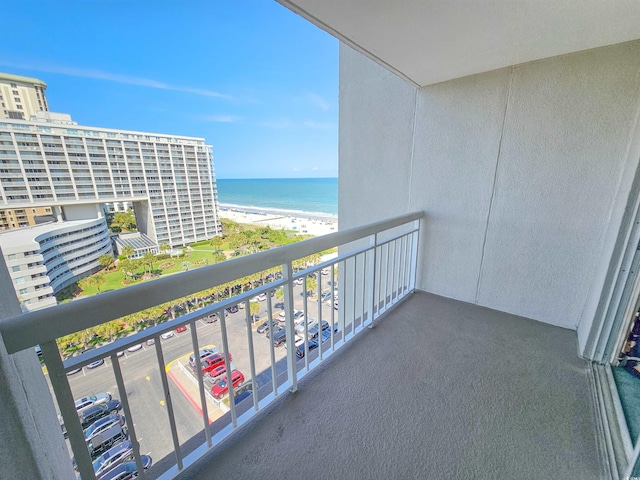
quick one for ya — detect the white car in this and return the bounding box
[127,344,143,352]
[321,268,330,275]
[74,393,112,414]
[160,331,175,340]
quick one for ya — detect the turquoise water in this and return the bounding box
[216,178,338,216]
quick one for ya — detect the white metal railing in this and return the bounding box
[0,211,423,480]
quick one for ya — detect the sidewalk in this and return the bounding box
[166,348,229,424]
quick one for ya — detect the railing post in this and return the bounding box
[369,233,378,327]
[282,261,297,392]
[40,340,96,480]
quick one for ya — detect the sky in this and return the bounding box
[0,1,338,179]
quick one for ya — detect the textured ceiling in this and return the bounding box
[277,0,640,86]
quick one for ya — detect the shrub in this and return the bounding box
[156,253,170,260]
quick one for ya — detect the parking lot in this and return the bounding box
[51,277,338,478]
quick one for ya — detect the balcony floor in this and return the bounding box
[180,291,604,479]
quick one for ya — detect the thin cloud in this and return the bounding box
[0,60,231,99]
[303,120,334,130]
[200,114,242,123]
[308,93,330,111]
[258,118,292,129]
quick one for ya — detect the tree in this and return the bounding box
[305,275,318,296]
[119,258,133,280]
[159,243,170,254]
[99,253,114,271]
[181,261,192,272]
[93,273,107,294]
[249,301,261,323]
[210,236,224,248]
[121,245,135,259]
[143,252,156,274]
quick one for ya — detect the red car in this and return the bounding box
[175,325,187,333]
[211,370,245,399]
[200,353,232,374]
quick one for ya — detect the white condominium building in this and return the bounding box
[0,72,49,120]
[0,112,221,248]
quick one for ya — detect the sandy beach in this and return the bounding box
[217,203,338,237]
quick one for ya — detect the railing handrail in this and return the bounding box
[0,211,424,353]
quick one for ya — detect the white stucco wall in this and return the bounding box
[339,40,640,342]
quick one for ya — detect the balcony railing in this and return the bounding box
[0,211,423,480]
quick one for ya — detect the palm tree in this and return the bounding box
[98,253,114,271]
[181,261,192,272]
[121,245,135,259]
[143,252,156,274]
[159,243,170,254]
[118,258,133,280]
[249,301,261,323]
[93,273,107,294]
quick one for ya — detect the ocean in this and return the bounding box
[216,178,338,216]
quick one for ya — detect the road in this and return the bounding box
[50,277,338,478]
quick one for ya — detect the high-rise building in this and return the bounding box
[0,111,221,248]
[0,72,49,120]
[0,205,55,230]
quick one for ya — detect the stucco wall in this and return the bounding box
[339,40,640,338]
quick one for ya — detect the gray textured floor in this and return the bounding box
[180,291,603,480]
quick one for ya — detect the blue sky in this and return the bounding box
[0,1,338,179]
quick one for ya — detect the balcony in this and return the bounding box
[0,212,423,480]
[0,210,607,480]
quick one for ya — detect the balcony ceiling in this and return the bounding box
[277,0,640,86]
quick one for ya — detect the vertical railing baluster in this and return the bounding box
[189,320,211,447]
[383,243,390,311]
[391,238,399,304]
[218,308,237,427]
[245,299,259,412]
[404,233,412,294]
[266,291,278,396]
[362,250,369,327]
[317,270,323,361]
[303,273,310,372]
[111,352,146,479]
[352,254,358,333]
[41,340,96,480]
[282,261,297,392]
[401,234,408,295]
[155,339,183,470]
[370,234,378,326]
[330,263,336,350]
[411,227,420,291]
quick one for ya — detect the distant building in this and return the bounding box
[0,111,221,247]
[0,72,49,120]
[0,205,55,230]
[0,215,112,312]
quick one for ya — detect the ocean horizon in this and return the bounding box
[216,178,338,216]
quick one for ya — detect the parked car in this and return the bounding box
[205,314,217,323]
[126,344,142,352]
[272,328,288,347]
[308,320,330,340]
[90,440,135,477]
[256,318,278,334]
[294,277,304,285]
[266,325,284,339]
[200,353,232,374]
[80,401,123,429]
[189,348,219,369]
[226,305,239,314]
[321,268,330,275]
[256,293,267,302]
[296,339,320,358]
[66,367,82,376]
[87,358,105,369]
[85,415,127,459]
[211,370,245,399]
[75,393,112,413]
[145,338,155,346]
[233,389,252,405]
[175,325,187,333]
[321,290,333,302]
[160,331,175,339]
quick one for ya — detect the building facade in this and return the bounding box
[0,112,221,247]
[0,72,48,120]
[0,205,54,230]
[0,215,112,311]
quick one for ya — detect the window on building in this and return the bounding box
[12,90,18,95]
[16,105,23,110]
[10,83,16,88]
[14,98,20,103]
[18,288,27,295]
[15,277,25,284]
[11,266,20,272]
